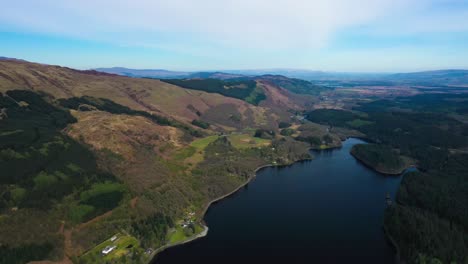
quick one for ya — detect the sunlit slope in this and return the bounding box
[0,60,300,131]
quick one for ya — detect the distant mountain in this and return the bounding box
[94,67,387,81]
[95,66,468,86]
[94,67,190,78]
[0,56,26,62]
[386,70,468,85]
[187,71,245,80]
[94,68,331,95]
[223,69,389,81]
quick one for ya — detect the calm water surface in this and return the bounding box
[154,138,402,263]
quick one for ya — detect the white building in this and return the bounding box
[102,245,117,255]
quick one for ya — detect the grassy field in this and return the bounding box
[186,133,272,152]
[228,134,271,149]
[167,227,187,244]
[79,233,141,263]
[182,135,219,165]
[191,135,219,150]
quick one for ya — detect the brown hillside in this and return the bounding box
[0,59,317,262]
[66,110,186,194]
[257,80,310,119]
[0,60,305,131]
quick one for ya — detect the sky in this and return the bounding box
[1,0,468,72]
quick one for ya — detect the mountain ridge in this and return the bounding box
[94,66,468,83]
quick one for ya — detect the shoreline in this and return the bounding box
[148,158,313,263]
[383,223,401,264]
[200,163,286,217]
[148,225,208,260]
[148,137,402,263]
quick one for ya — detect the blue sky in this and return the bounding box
[1,0,468,72]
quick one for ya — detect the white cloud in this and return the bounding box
[0,0,416,50]
[358,0,468,36]
[2,0,468,71]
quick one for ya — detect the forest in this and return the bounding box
[350,144,407,174]
[191,119,210,129]
[162,79,266,105]
[0,91,127,262]
[189,135,310,202]
[306,97,468,263]
[256,75,330,95]
[385,153,468,263]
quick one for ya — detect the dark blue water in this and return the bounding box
[154,138,402,264]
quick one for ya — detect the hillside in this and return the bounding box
[161,78,264,105]
[161,77,315,121]
[0,59,317,263]
[94,67,331,96]
[255,75,330,96]
[0,60,314,132]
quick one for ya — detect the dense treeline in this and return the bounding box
[131,213,173,248]
[0,243,54,264]
[306,97,468,263]
[355,93,468,114]
[294,135,322,147]
[358,112,465,171]
[306,109,359,128]
[190,136,260,201]
[385,204,467,263]
[258,75,329,95]
[398,155,468,232]
[278,122,291,129]
[280,128,295,136]
[192,136,310,200]
[59,96,203,137]
[306,109,467,171]
[162,79,266,105]
[350,144,406,174]
[0,91,125,263]
[294,134,337,149]
[191,119,210,129]
[385,155,468,262]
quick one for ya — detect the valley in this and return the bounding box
[2,1,468,263]
[0,58,467,264]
